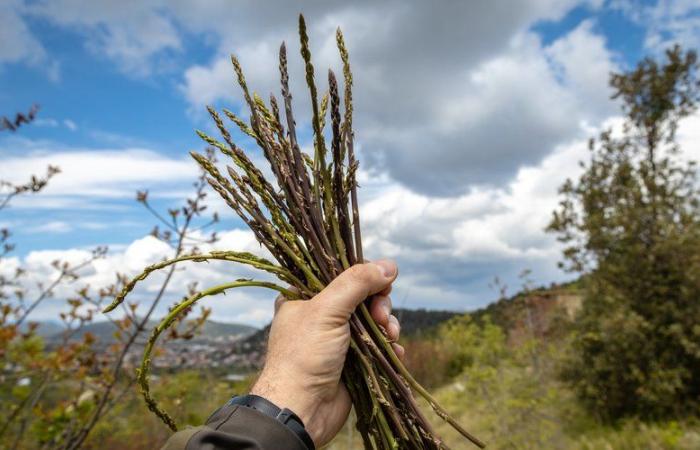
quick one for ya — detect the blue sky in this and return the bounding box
[1,0,699,324]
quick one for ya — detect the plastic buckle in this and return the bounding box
[276,408,294,425]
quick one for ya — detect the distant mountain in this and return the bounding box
[19,321,65,338]
[42,319,257,346]
[196,320,257,340]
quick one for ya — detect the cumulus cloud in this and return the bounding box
[545,19,620,119]
[362,27,614,194]
[0,135,582,322]
[177,1,616,195]
[359,111,700,308]
[357,137,586,310]
[5,0,618,192]
[0,129,587,322]
[1,229,277,326]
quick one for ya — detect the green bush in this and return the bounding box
[549,46,700,421]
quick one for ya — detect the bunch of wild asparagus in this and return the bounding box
[104,15,484,450]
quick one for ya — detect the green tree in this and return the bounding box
[548,46,700,420]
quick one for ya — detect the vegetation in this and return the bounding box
[421,298,700,450]
[316,283,700,449]
[548,46,700,421]
[1,114,217,448]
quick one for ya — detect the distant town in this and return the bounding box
[135,331,265,372]
[36,308,460,373]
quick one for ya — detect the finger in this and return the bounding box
[387,314,400,342]
[313,260,398,320]
[378,284,393,297]
[392,343,405,361]
[369,295,392,328]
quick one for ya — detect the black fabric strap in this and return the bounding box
[228,395,315,450]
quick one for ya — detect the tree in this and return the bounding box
[548,45,700,420]
[1,106,218,448]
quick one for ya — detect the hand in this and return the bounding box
[250,260,404,447]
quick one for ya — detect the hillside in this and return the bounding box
[470,280,582,341]
[393,308,460,336]
[20,320,65,338]
[43,319,257,347]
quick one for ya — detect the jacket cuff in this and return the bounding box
[185,404,310,450]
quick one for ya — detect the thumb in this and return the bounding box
[313,260,397,321]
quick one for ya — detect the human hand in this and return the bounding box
[249,260,403,447]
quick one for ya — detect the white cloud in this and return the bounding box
[613,0,700,52]
[545,19,620,119]
[181,39,283,109]
[356,135,587,309]
[0,130,587,322]
[645,0,700,50]
[178,1,616,195]
[33,118,78,131]
[4,112,699,321]
[1,229,277,326]
[63,119,77,131]
[4,0,619,193]
[27,221,73,233]
[0,141,197,209]
[676,113,700,164]
[0,0,58,79]
[28,0,182,77]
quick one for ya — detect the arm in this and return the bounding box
[162,260,403,450]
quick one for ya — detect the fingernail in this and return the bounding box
[393,343,405,360]
[388,315,400,336]
[373,259,396,278]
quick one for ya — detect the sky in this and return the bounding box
[1,0,700,326]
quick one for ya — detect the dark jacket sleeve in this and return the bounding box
[161,404,309,450]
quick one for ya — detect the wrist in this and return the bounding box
[250,373,323,445]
